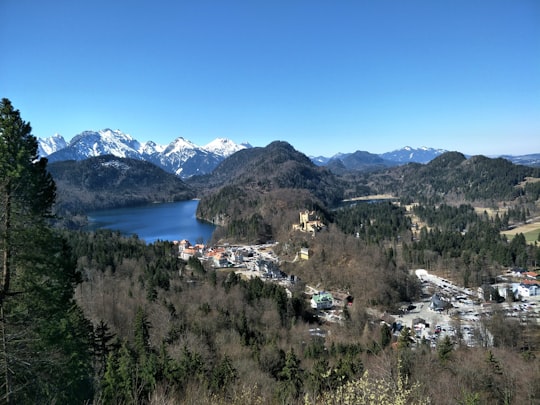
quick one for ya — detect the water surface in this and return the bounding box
[86,200,215,244]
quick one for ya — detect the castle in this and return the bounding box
[292,210,325,233]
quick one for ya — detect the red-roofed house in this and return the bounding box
[180,247,200,261]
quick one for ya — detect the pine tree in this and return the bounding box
[380,323,392,348]
[132,307,156,400]
[0,98,93,403]
[209,355,237,395]
[437,335,454,363]
[102,351,121,403]
[93,320,116,377]
[117,341,135,403]
[278,348,303,401]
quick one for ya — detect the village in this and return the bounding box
[394,269,540,348]
[174,210,540,349]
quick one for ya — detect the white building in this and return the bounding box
[517,283,539,298]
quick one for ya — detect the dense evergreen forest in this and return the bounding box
[1,98,540,404]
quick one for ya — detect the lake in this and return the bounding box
[86,200,215,244]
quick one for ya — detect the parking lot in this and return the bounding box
[394,269,540,347]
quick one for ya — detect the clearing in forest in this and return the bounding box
[502,218,540,244]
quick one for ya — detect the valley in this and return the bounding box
[3,1,539,400]
[4,107,540,403]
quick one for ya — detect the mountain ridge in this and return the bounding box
[42,129,249,178]
[38,130,540,178]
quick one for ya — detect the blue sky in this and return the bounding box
[1,0,539,157]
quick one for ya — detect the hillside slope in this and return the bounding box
[368,152,540,203]
[48,156,195,214]
[192,141,344,243]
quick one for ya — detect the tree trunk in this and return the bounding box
[1,182,11,305]
[1,306,11,404]
[1,183,12,403]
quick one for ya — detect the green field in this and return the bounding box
[523,228,540,244]
[502,221,540,245]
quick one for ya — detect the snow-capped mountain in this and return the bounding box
[45,129,142,162]
[41,129,249,178]
[379,146,448,164]
[144,137,217,177]
[40,130,540,179]
[38,133,67,157]
[203,138,250,157]
[139,140,166,155]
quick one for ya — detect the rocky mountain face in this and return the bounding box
[40,129,250,178]
[316,146,540,171]
[37,133,67,157]
[311,147,448,173]
[325,151,397,174]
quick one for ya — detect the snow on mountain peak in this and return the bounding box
[100,128,130,139]
[139,140,166,155]
[379,146,448,164]
[37,133,67,156]
[41,129,252,178]
[163,137,199,155]
[203,137,247,157]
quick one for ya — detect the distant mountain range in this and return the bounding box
[38,130,540,178]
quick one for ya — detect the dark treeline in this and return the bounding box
[333,201,411,244]
[1,99,95,403]
[48,156,195,216]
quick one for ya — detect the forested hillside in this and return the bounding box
[193,141,344,243]
[68,228,540,404]
[330,201,540,288]
[367,152,540,203]
[48,155,195,215]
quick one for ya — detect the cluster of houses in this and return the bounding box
[176,239,343,316]
[493,269,540,300]
[175,239,292,280]
[176,239,245,268]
